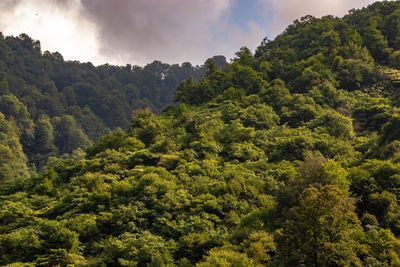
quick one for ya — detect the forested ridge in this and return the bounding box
[0,33,225,167]
[2,1,400,266]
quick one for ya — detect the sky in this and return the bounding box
[0,0,378,66]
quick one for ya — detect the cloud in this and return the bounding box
[260,0,377,37]
[0,0,110,64]
[0,0,381,66]
[79,0,233,65]
[0,0,263,65]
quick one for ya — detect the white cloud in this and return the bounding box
[0,0,111,65]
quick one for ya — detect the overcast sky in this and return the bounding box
[0,0,377,66]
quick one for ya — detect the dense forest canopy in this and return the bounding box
[0,33,226,167]
[1,1,400,266]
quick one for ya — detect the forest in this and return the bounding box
[1,1,400,266]
[0,34,225,167]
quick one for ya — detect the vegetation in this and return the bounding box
[0,34,224,166]
[1,1,400,266]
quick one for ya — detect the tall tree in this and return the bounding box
[278,185,364,266]
[0,112,30,182]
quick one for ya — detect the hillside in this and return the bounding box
[0,34,226,166]
[1,1,400,266]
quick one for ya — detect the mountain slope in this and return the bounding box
[1,1,400,266]
[0,34,225,166]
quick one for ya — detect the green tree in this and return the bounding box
[278,185,364,266]
[99,231,176,266]
[197,248,261,267]
[0,113,30,182]
[308,110,354,140]
[53,115,90,154]
[31,115,58,166]
[0,94,35,147]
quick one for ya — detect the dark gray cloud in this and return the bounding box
[79,0,242,64]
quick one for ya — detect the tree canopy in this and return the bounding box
[1,1,400,266]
